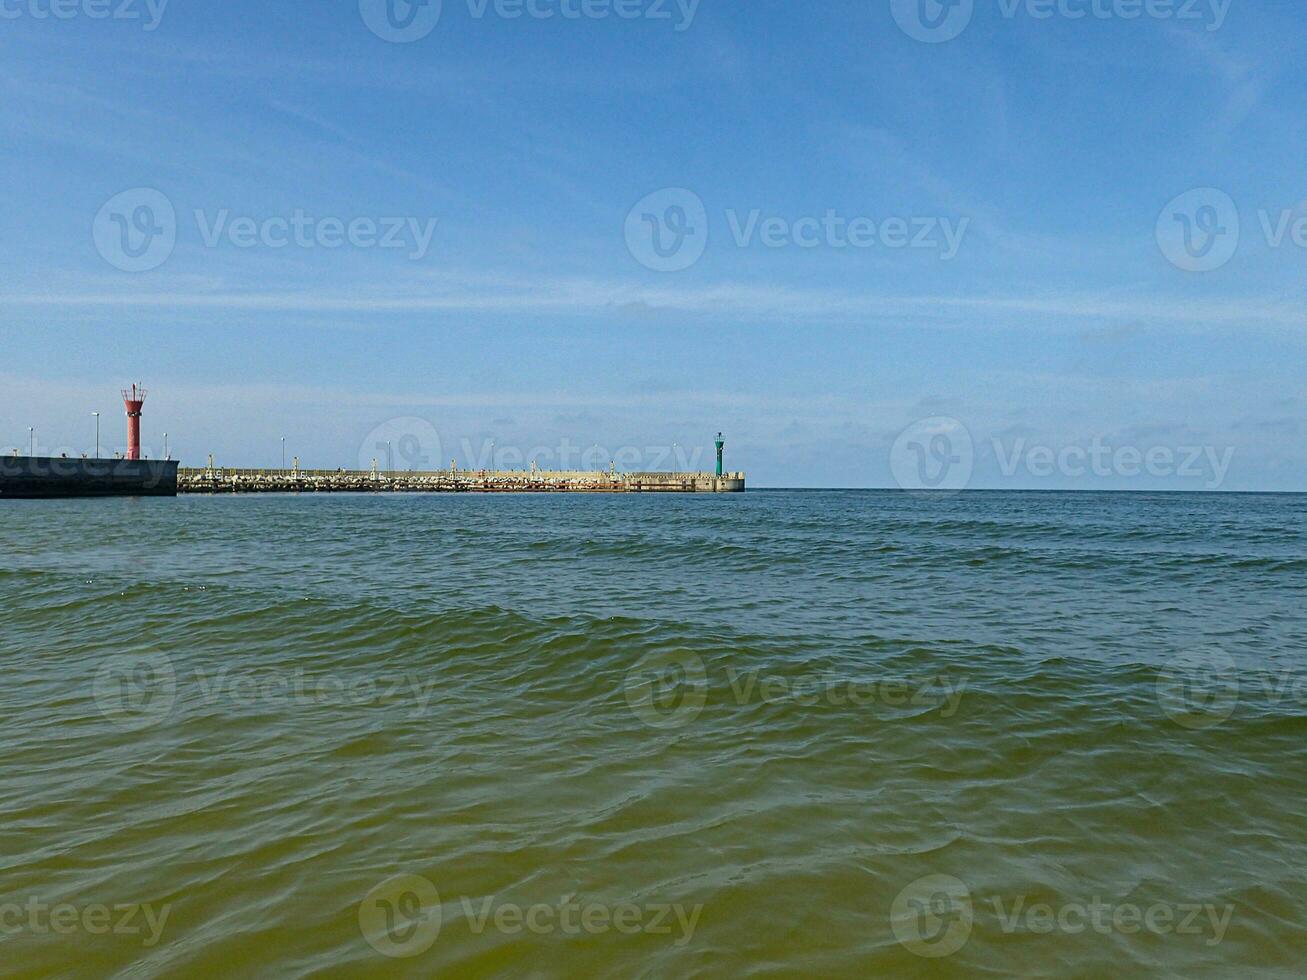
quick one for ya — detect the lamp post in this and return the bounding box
[164,433,170,460]
[281,437,286,471]
[28,427,34,457]
[92,413,100,458]
[386,440,392,477]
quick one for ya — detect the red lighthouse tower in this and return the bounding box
[123,383,147,460]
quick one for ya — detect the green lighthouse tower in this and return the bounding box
[715,432,725,477]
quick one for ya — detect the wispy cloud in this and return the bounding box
[5,274,1305,332]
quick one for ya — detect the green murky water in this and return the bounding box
[3,491,1305,976]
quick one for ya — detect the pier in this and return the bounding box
[177,463,745,494]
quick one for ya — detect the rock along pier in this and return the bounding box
[178,461,745,495]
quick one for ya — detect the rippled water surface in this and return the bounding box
[4,491,1306,977]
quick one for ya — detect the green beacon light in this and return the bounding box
[715,432,725,477]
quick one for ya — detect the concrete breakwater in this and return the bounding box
[178,466,745,494]
[2,455,179,498]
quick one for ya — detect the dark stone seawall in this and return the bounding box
[0,457,179,498]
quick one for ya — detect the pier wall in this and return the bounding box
[177,468,745,494]
[1,456,179,498]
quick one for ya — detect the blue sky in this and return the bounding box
[1,0,1303,488]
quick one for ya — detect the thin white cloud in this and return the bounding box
[4,276,1305,332]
